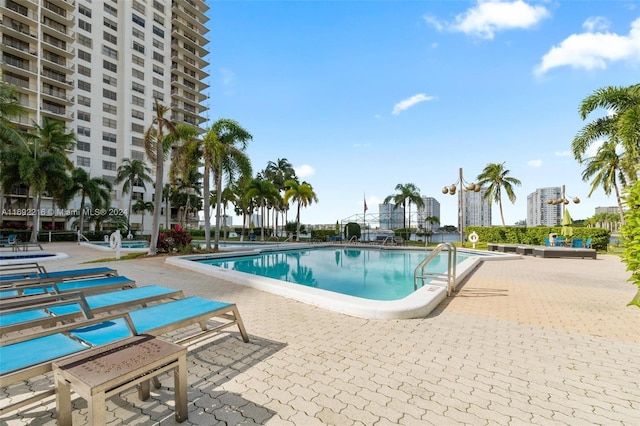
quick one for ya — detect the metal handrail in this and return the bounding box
[414,242,457,296]
[347,236,358,244]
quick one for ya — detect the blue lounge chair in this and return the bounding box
[1,296,248,415]
[0,266,118,285]
[572,238,584,248]
[0,275,136,299]
[1,285,183,335]
[584,237,592,248]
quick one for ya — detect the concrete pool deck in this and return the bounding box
[2,242,638,425]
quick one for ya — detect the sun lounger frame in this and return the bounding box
[0,266,118,287]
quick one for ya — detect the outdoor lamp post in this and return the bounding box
[442,167,481,247]
[546,184,580,221]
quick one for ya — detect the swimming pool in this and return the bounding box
[81,240,149,251]
[167,244,517,319]
[0,252,69,265]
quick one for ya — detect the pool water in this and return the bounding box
[197,247,468,301]
[90,241,149,249]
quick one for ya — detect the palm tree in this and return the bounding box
[70,168,112,242]
[144,97,178,255]
[202,119,252,250]
[162,183,172,229]
[265,158,296,236]
[283,179,318,240]
[573,84,640,184]
[115,159,152,230]
[0,83,27,224]
[22,117,75,242]
[384,183,424,240]
[244,177,279,241]
[476,162,521,226]
[132,200,154,233]
[581,139,627,224]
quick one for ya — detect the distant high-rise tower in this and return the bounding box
[0,0,210,231]
[463,188,491,227]
[527,187,562,226]
[379,203,404,230]
[416,196,441,231]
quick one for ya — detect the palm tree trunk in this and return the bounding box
[78,195,86,244]
[296,203,301,240]
[214,169,223,251]
[149,137,164,255]
[613,182,625,224]
[203,164,211,249]
[499,200,506,226]
[30,194,41,243]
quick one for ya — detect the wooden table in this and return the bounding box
[52,335,188,425]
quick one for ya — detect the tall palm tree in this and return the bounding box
[244,177,279,241]
[0,83,27,224]
[202,119,252,250]
[581,139,627,224]
[573,84,640,184]
[384,183,423,239]
[283,179,318,240]
[476,162,521,226]
[115,159,152,230]
[70,167,112,242]
[22,117,75,241]
[132,199,154,233]
[265,158,296,236]
[143,97,180,254]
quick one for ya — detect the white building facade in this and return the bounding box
[0,0,210,232]
[416,196,441,231]
[527,187,562,226]
[463,188,491,228]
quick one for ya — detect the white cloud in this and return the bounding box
[583,16,609,32]
[555,150,571,157]
[527,159,543,167]
[392,93,435,115]
[295,164,315,178]
[425,0,550,40]
[219,68,235,86]
[535,17,640,75]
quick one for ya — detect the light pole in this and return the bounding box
[442,167,481,247]
[546,184,580,222]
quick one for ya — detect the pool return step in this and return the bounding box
[413,243,457,296]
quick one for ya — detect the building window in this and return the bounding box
[152,77,163,88]
[132,95,144,107]
[104,3,117,17]
[152,64,164,76]
[79,5,91,17]
[133,0,146,13]
[132,110,144,120]
[103,89,117,100]
[152,90,164,102]
[104,31,117,45]
[153,13,164,25]
[102,160,117,171]
[78,111,91,122]
[132,13,145,27]
[132,82,145,94]
[102,117,117,129]
[132,136,144,146]
[132,69,144,80]
[78,33,92,48]
[133,42,145,54]
[103,75,117,86]
[102,132,117,143]
[102,146,117,157]
[132,27,145,40]
[77,156,91,167]
[77,141,90,152]
[131,124,145,133]
[78,50,91,62]
[78,80,91,92]
[104,18,117,31]
[153,52,164,63]
[132,55,144,66]
[78,20,92,32]
[103,103,117,115]
[152,26,164,38]
[152,38,164,50]
[103,60,117,72]
[153,0,165,14]
[77,126,91,137]
[78,65,91,77]
[78,95,91,107]
[102,46,118,59]
[131,150,145,161]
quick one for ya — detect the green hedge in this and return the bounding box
[466,226,610,251]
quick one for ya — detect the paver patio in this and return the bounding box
[1,243,638,425]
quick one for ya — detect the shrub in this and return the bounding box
[622,180,640,307]
[156,224,193,253]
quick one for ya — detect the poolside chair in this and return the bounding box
[1,296,249,415]
[0,275,136,300]
[584,237,592,248]
[572,238,584,248]
[1,285,183,335]
[0,265,118,286]
[543,238,550,247]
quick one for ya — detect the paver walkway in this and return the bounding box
[2,243,638,425]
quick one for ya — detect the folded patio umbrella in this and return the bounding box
[561,208,573,237]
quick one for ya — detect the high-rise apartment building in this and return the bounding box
[527,187,562,226]
[0,0,210,232]
[462,187,491,228]
[416,196,440,231]
[379,203,404,230]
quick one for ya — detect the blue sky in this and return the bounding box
[204,0,639,227]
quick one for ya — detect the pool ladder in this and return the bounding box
[414,243,457,296]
